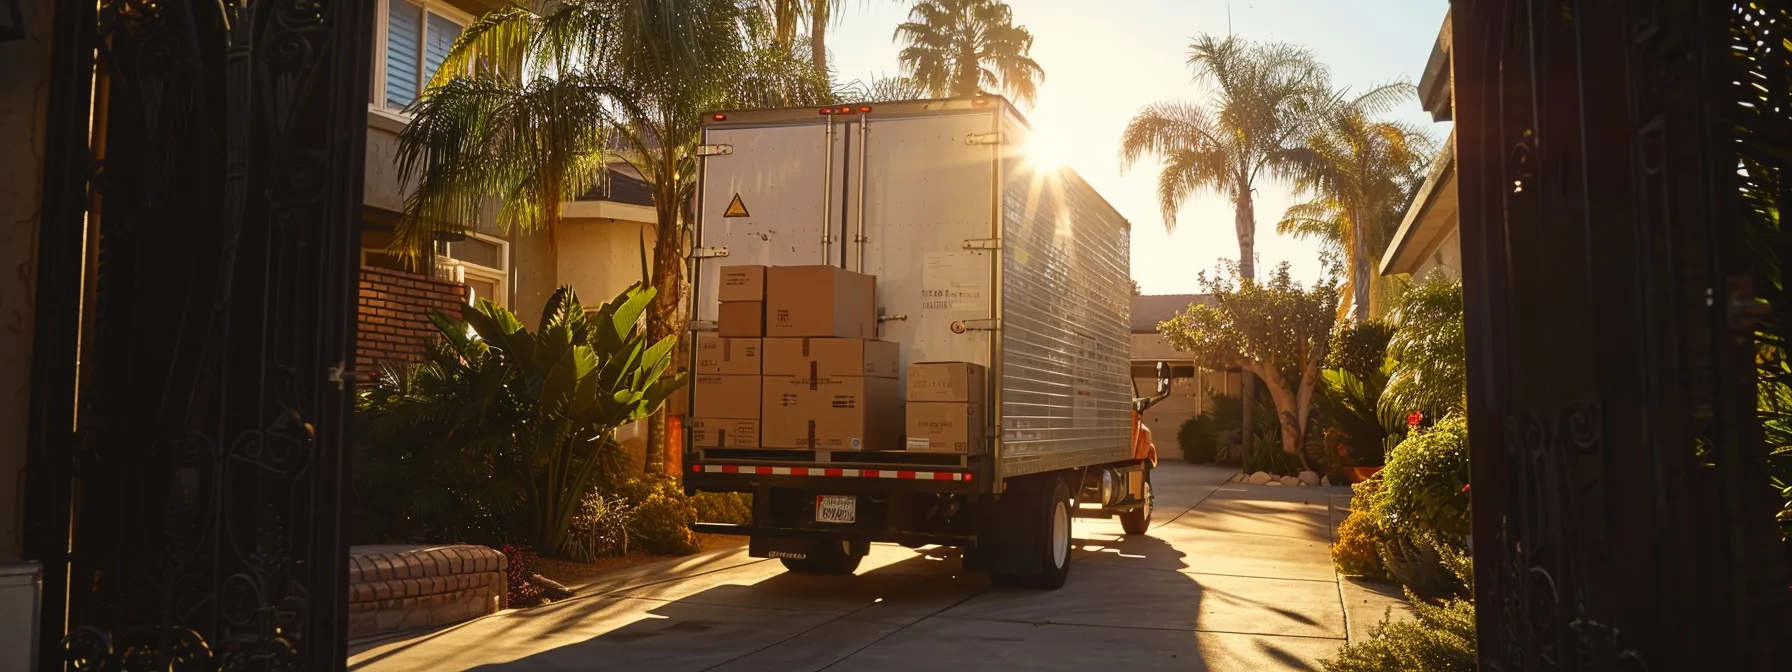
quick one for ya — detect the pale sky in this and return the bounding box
[829,0,1453,295]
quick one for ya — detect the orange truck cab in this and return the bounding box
[1131,361,1172,466]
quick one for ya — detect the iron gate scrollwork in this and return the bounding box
[1454,0,1791,669]
[25,0,372,669]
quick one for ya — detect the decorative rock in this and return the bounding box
[1279,475,1302,487]
[1321,476,1333,487]
[1265,480,1283,486]
[1299,470,1321,486]
[1247,471,1274,485]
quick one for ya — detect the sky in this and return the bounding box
[827,0,1453,295]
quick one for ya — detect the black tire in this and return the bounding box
[1028,479,1074,589]
[1120,466,1153,536]
[779,540,863,575]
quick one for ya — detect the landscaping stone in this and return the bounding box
[1279,475,1302,487]
[1247,471,1273,485]
[1298,471,1321,486]
[349,544,508,640]
[1321,476,1332,487]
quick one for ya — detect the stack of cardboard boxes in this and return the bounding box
[904,362,987,454]
[693,265,904,452]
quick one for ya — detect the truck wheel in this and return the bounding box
[779,540,862,575]
[1120,466,1153,536]
[990,478,1073,589]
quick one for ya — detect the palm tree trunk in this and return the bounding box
[809,1,829,74]
[1236,184,1257,470]
[644,175,689,476]
[1351,205,1372,322]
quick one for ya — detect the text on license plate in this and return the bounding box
[815,495,856,524]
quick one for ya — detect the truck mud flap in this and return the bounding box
[969,477,1048,575]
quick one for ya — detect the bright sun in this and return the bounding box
[1023,135,1067,171]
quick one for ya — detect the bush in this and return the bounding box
[618,475,701,555]
[694,492,753,525]
[560,491,634,562]
[500,544,546,608]
[1377,530,1470,600]
[1327,320,1394,380]
[1372,415,1471,543]
[1321,592,1476,672]
[1244,429,1303,476]
[1178,414,1221,464]
[1334,508,1388,580]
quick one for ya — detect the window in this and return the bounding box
[380,0,468,110]
[437,233,509,308]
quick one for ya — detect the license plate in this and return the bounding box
[815,495,856,524]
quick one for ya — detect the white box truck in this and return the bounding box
[682,96,1172,589]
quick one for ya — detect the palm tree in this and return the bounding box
[1280,85,1432,321]
[894,0,1044,106]
[396,0,829,473]
[1118,34,1331,464]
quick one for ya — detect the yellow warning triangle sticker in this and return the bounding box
[723,194,750,218]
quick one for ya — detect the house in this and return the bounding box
[358,0,661,459]
[1381,12,1461,282]
[1130,294,1243,454]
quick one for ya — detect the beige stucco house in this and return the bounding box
[1130,294,1242,458]
[1382,12,1461,282]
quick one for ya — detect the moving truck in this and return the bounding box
[681,96,1171,589]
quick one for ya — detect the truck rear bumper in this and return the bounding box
[686,469,981,495]
[694,522,977,548]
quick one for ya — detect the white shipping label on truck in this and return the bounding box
[921,251,988,318]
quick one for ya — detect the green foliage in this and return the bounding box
[1321,367,1400,468]
[1377,530,1470,601]
[1381,278,1466,421]
[617,474,702,555]
[1159,262,1339,458]
[1333,507,1388,580]
[1372,415,1471,543]
[1756,335,1792,541]
[353,284,686,558]
[561,492,634,562]
[1177,414,1221,464]
[501,545,547,608]
[694,492,754,525]
[1245,431,1303,476]
[1328,320,1395,379]
[1321,592,1477,672]
[896,0,1045,105]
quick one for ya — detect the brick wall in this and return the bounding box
[357,266,468,370]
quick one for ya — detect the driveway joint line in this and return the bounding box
[926,614,1347,640]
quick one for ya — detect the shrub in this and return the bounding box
[1327,320,1394,380]
[1333,508,1388,580]
[1321,592,1476,672]
[501,544,546,608]
[1178,414,1221,464]
[1381,277,1466,420]
[618,475,701,555]
[1244,429,1302,476]
[1377,530,1469,600]
[694,492,753,525]
[560,491,634,562]
[1372,415,1471,543]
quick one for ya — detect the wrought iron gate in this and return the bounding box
[1454,0,1790,668]
[24,0,373,669]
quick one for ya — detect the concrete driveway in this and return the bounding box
[348,462,1399,671]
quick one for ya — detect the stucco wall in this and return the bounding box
[1413,225,1462,282]
[0,2,53,565]
[557,218,655,303]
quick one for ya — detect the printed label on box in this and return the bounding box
[921,252,987,316]
[906,437,931,450]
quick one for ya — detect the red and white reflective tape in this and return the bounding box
[692,464,972,481]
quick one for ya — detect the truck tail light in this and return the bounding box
[712,113,726,121]
[858,105,872,113]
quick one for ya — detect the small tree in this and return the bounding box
[1159,262,1339,461]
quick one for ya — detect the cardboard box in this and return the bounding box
[719,265,766,302]
[761,375,902,450]
[718,301,764,338]
[696,336,762,375]
[763,338,900,379]
[765,266,877,338]
[693,374,761,419]
[906,362,987,403]
[690,418,760,448]
[905,402,983,454]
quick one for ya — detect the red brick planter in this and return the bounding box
[347,544,509,639]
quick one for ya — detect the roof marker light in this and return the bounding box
[712,113,726,121]
[858,105,872,113]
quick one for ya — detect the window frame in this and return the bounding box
[438,232,510,308]
[371,0,474,115]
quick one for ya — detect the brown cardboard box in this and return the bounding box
[761,375,902,450]
[905,402,983,454]
[906,362,987,403]
[690,418,760,448]
[765,266,877,338]
[763,338,900,378]
[696,336,762,375]
[718,301,764,337]
[719,265,766,302]
[693,374,761,419]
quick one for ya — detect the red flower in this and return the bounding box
[1406,410,1424,429]
[1462,484,1472,493]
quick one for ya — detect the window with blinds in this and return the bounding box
[383,0,466,109]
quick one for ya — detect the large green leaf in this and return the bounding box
[463,298,534,365]
[598,283,655,343]
[541,343,597,417]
